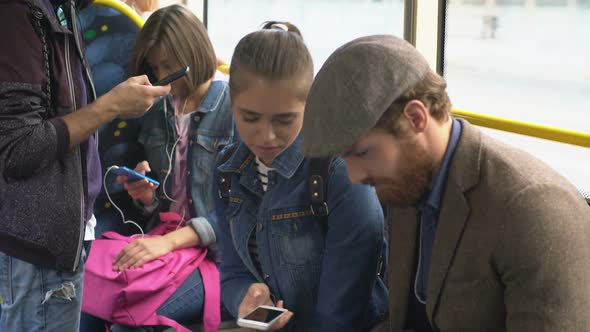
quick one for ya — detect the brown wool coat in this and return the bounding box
[381,120,590,332]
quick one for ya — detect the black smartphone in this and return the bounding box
[152,66,190,86]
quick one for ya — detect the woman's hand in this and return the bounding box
[238,283,293,330]
[269,300,293,330]
[116,160,158,205]
[112,236,172,271]
[238,283,273,319]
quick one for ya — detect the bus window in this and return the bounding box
[207,0,404,72]
[443,0,590,189]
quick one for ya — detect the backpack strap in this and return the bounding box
[309,157,333,235]
[218,145,239,206]
[309,157,387,280]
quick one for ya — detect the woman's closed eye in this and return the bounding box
[274,118,294,126]
[354,147,370,157]
[273,114,296,126]
[242,115,260,123]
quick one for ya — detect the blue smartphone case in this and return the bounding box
[111,166,160,186]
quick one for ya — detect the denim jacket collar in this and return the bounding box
[165,80,228,121]
[218,142,255,174]
[198,80,227,114]
[271,135,305,178]
[219,134,305,179]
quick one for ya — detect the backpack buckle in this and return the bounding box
[310,202,329,216]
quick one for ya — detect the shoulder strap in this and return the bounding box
[308,157,333,235]
[310,157,387,280]
[217,145,239,205]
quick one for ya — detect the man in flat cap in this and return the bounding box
[302,35,590,331]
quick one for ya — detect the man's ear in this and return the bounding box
[401,100,429,133]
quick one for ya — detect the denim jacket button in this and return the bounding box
[193,115,201,122]
[256,223,263,232]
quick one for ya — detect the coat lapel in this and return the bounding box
[425,179,470,321]
[425,119,482,324]
[388,207,420,330]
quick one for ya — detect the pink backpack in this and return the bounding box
[82,212,220,332]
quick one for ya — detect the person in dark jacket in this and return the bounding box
[0,1,170,331]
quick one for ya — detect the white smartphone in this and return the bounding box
[236,305,288,330]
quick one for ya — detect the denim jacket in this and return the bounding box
[213,135,389,331]
[138,80,234,219]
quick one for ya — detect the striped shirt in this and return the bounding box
[248,157,274,276]
[255,156,272,191]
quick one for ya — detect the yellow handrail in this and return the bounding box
[93,0,144,28]
[218,64,230,75]
[452,109,590,148]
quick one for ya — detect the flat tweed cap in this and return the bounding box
[302,35,430,157]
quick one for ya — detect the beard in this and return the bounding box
[371,144,433,208]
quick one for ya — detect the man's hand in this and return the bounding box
[63,75,170,149]
[104,75,170,119]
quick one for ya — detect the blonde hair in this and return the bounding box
[130,4,216,89]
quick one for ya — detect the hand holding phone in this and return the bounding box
[110,165,160,186]
[111,162,159,205]
[152,66,190,86]
[237,284,292,331]
[237,305,289,330]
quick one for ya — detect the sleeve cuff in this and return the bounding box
[48,117,70,157]
[133,195,160,216]
[188,217,216,247]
